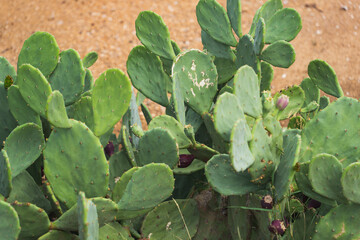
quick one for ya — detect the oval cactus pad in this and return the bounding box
[0,200,20,240]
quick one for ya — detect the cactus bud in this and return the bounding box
[178,154,195,168]
[104,141,115,157]
[268,220,286,236]
[276,95,289,110]
[261,195,273,209]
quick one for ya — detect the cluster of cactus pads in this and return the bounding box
[0,0,359,239]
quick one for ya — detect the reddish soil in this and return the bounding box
[1,0,359,119]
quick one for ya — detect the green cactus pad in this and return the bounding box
[0,56,16,82]
[228,195,251,240]
[319,96,330,110]
[49,49,85,105]
[127,46,169,106]
[308,59,343,98]
[254,18,265,55]
[0,200,20,240]
[117,163,174,211]
[214,57,237,85]
[172,76,186,125]
[78,192,99,240]
[230,119,254,172]
[7,85,42,126]
[260,62,274,92]
[0,150,12,198]
[67,96,95,131]
[148,115,192,148]
[44,120,108,208]
[196,0,237,46]
[121,126,136,166]
[260,40,295,68]
[300,77,320,107]
[227,0,242,37]
[185,108,203,133]
[99,222,133,240]
[274,130,301,200]
[202,112,229,153]
[233,65,262,118]
[300,97,360,167]
[109,151,133,190]
[313,204,360,240]
[12,202,50,239]
[309,154,345,202]
[142,199,200,239]
[0,82,17,147]
[205,154,262,195]
[201,30,236,60]
[285,208,319,240]
[274,85,305,120]
[235,34,259,74]
[160,40,181,77]
[46,91,72,128]
[39,230,80,240]
[83,51,98,68]
[17,31,60,77]
[8,171,52,213]
[214,92,245,142]
[264,8,302,43]
[92,68,131,136]
[341,163,360,204]
[135,11,175,59]
[4,123,45,177]
[53,197,118,232]
[83,69,94,93]
[172,49,217,115]
[111,168,139,203]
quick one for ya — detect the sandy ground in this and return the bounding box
[1,0,359,118]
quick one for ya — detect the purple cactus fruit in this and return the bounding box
[104,141,115,157]
[268,220,286,236]
[276,95,289,110]
[307,199,321,209]
[261,195,273,209]
[178,154,195,168]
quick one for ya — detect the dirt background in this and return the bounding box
[1,0,359,118]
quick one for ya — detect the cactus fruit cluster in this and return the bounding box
[0,0,359,239]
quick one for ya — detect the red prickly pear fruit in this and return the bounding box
[104,141,115,157]
[268,220,286,236]
[178,154,195,168]
[307,199,321,209]
[276,95,289,110]
[261,195,273,209]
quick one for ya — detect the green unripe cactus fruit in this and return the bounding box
[83,51,98,68]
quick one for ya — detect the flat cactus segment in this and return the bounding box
[300,97,360,167]
[227,0,242,37]
[201,30,236,60]
[0,83,17,147]
[148,115,191,148]
[135,11,175,59]
[214,57,237,85]
[17,31,59,77]
[0,56,16,82]
[309,154,345,202]
[121,126,136,166]
[172,76,186,125]
[83,69,94,92]
[92,68,131,136]
[77,192,99,240]
[127,46,169,106]
[17,64,52,117]
[313,204,360,240]
[202,112,229,153]
[112,168,137,202]
[39,230,80,240]
[0,150,12,198]
[308,59,343,98]
[46,90,72,128]
[196,0,237,46]
[67,96,95,131]
[43,120,108,208]
[99,222,133,240]
[205,154,262,195]
[260,40,296,68]
[254,18,265,55]
[264,8,302,43]
[228,195,250,240]
[341,163,360,204]
[117,163,174,211]
[319,96,330,110]
[274,130,301,201]
[300,77,320,107]
[235,34,259,74]
[49,49,86,105]
[214,92,245,142]
[12,202,50,239]
[7,85,42,126]
[4,123,45,177]
[173,50,217,115]
[160,40,181,77]
[260,62,274,92]
[83,51,98,68]
[0,200,20,240]
[233,65,262,118]
[109,151,133,190]
[274,85,305,120]
[8,171,52,213]
[230,119,254,172]
[141,199,200,239]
